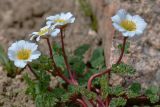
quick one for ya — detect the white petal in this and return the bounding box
[46,16,55,20]
[14,60,27,68]
[51,29,60,37]
[46,21,53,26]
[135,30,143,36]
[126,14,133,21]
[113,23,125,32]
[65,12,73,19]
[117,9,127,20]
[8,50,16,61]
[36,36,41,41]
[122,31,136,37]
[111,15,121,23]
[69,17,75,23]
[30,51,41,60]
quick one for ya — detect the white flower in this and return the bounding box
[46,12,75,26]
[30,25,60,41]
[111,9,147,37]
[8,40,41,68]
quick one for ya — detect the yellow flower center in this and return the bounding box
[55,19,66,23]
[120,20,136,31]
[38,28,48,36]
[17,49,31,60]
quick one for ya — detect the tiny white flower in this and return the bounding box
[8,40,41,68]
[111,9,147,37]
[30,25,60,41]
[46,12,75,26]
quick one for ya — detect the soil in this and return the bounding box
[0,0,159,107]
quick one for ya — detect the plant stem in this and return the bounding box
[87,69,111,90]
[45,37,71,84]
[76,98,88,107]
[27,64,38,79]
[60,28,78,85]
[45,37,58,70]
[116,37,128,65]
[96,96,105,107]
[105,96,110,107]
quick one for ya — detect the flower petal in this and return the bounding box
[14,60,27,68]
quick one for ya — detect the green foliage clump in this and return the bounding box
[145,86,160,104]
[112,62,136,75]
[110,97,127,107]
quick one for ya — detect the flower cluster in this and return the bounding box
[7,9,147,69]
[8,12,75,68]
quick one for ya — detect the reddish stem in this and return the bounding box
[60,29,78,85]
[45,37,71,84]
[116,37,128,65]
[87,69,111,91]
[97,96,105,107]
[76,99,88,107]
[105,96,110,107]
[45,37,58,70]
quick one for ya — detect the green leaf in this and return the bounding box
[69,56,85,75]
[52,42,63,55]
[74,44,90,58]
[110,97,127,107]
[35,92,58,107]
[78,68,98,85]
[118,41,130,54]
[109,85,125,96]
[129,83,141,93]
[23,74,36,98]
[112,63,135,75]
[79,87,96,100]
[90,47,105,69]
[31,55,52,71]
[145,86,159,103]
[54,55,65,70]
[127,83,141,98]
[100,75,109,99]
[61,93,73,103]
[52,88,66,98]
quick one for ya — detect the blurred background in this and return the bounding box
[0,0,159,106]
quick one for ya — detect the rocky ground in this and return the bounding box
[0,0,159,106]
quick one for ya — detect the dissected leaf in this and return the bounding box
[110,97,127,107]
[100,75,109,99]
[112,63,135,75]
[109,85,125,96]
[145,86,159,103]
[69,56,85,75]
[74,44,90,58]
[127,83,141,98]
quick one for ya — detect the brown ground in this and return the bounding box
[0,0,159,106]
